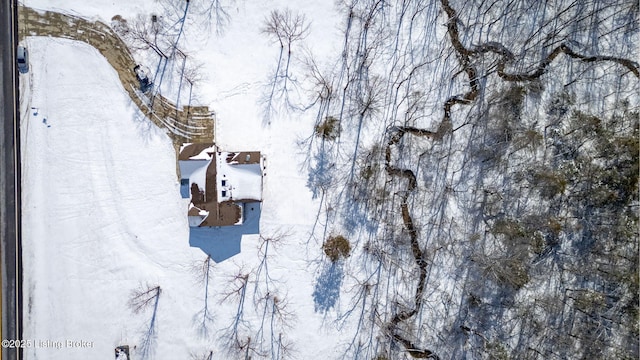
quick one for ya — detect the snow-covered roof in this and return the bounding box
[187,204,208,227]
[188,159,208,202]
[180,146,263,227]
[179,143,216,160]
[217,152,262,202]
[179,159,208,180]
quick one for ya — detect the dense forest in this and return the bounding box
[300,0,639,358]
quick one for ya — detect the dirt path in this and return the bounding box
[17,6,215,148]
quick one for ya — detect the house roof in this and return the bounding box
[217,152,262,202]
[179,144,262,227]
[179,143,216,160]
[226,151,261,165]
[188,205,207,227]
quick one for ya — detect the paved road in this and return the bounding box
[0,0,23,359]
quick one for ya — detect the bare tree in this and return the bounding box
[261,8,311,123]
[114,14,169,58]
[192,256,215,338]
[254,292,297,360]
[263,9,310,51]
[128,284,162,359]
[253,231,290,300]
[250,231,297,359]
[219,267,252,356]
[112,3,204,109]
[302,0,639,359]
[128,284,162,314]
[199,0,234,35]
[189,350,214,360]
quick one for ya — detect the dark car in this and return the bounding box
[17,45,28,73]
[134,64,153,92]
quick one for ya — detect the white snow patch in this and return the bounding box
[216,152,262,202]
[20,0,353,358]
[20,36,204,359]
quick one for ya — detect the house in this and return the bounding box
[179,143,263,227]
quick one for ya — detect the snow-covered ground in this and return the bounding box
[20,0,639,359]
[21,35,197,358]
[20,1,349,359]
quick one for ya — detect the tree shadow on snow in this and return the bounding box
[312,261,344,313]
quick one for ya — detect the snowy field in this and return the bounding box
[21,36,196,358]
[20,0,346,359]
[20,0,639,359]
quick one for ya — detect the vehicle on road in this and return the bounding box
[17,45,28,73]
